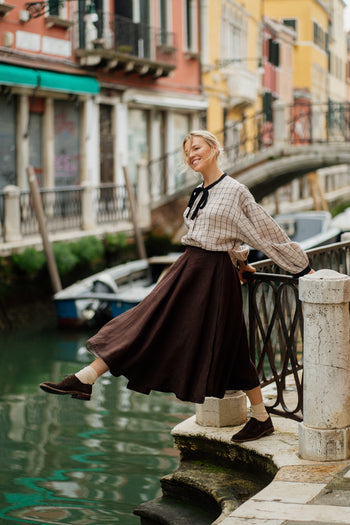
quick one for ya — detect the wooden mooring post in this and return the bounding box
[26,166,62,294]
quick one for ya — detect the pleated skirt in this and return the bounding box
[86,246,260,403]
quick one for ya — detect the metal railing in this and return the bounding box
[20,186,83,236]
[288,101,350,145]
[76,11,177,65]
[245,240,350,421]
[17,184,132,237]
[96,184,131,224]
[147,102,350,205]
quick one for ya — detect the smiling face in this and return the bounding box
[184,136,218,174]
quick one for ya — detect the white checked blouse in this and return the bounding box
[181,173,310,275]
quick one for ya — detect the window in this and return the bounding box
[263,92,273,122]
[28,97,44,187]
[268,39,280,67]
[0,95,16,189]
[282,18,297,40]
[54,100,80,186]
[313,21,327,51]
[221,7,247,65]
[184,0,197,52]
[100,104,114,184]
[128,109,149,184]
[159,0,172,46]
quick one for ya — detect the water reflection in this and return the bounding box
[0,327,194,524]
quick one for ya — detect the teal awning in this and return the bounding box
[0,64,100,95]
[37,70,100,95]
[0,63,38,88]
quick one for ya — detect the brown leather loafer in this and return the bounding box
[231,416,274,442]
[40,374,92,401]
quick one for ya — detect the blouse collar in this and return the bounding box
[186,173,227,220]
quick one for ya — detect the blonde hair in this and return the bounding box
[182,130,223,164]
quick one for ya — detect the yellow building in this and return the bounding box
[263,0,331,103]
[200,0,263,134]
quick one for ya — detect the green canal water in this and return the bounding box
[0,321,195,525]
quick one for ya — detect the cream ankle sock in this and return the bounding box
[75,366,98,385]
[250,402,269,422]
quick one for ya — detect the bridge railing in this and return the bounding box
[245,240,350,421]
[147,101,350,205]
[288,101,350,145]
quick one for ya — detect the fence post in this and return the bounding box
[3,185,22,243]
[299,269,350,461]
[81,183,97,230]
[196,391,247,427]
[272,101,288,147]
[136,160,151,229]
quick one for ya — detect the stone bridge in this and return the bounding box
[229,142,350,201]
[149,101,350,230]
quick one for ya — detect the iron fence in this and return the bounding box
[75,11,177,66]
[288,101,350,145]
[147,102,350,205]
[20,186,83,236]
[245,240,350,421]
[96,184,131,224]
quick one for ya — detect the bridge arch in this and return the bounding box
[230,144,350,201]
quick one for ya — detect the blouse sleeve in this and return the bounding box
[236,185,310,274]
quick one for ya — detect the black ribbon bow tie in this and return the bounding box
[186,186,209,220]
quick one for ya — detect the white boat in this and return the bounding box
[54,254,181,329]
[249,211,340,262]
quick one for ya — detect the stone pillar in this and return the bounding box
[81,183,97,230]
[43,97,55,188]
[3,185,22,242]
[299,270,350,461]
[136,160,151,229]
[272,101,287,147]
[196,391,247,427]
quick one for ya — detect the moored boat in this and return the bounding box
[249,211,340,263]
[54,254,181,329]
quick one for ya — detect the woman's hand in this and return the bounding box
[237,260,256,283]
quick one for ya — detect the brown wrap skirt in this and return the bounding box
[86,246,260,403]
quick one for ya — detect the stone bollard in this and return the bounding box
[196,390,247,427]
[299,269,350,461]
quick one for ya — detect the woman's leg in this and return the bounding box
[230,385,274,442]
[75,357,110,384]
[40,357,110,400]
[244,385,269,422]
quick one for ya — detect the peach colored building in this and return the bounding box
[0,0,206,190]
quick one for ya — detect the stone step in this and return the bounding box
[134,495,218,525]
[134,459,268,525]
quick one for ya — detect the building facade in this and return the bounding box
[0,0,206,192]
[263,0,348,105]
[200,0,262,134]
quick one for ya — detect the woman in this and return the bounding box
[40,130,312,442]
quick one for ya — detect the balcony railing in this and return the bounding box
[75,12,177,76]
[20,186,83,236]
[15,184,131,238]
[96,184,131,224]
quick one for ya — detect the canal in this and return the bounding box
[0,316,195,524]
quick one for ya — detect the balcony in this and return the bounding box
[75,13,177,78]
[223,66,260,107]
